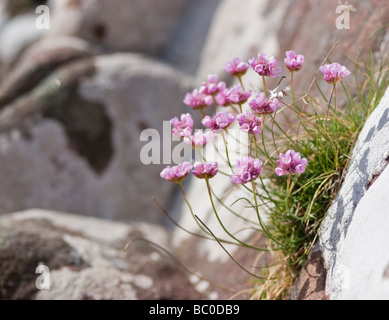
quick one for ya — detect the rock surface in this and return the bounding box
[0,54,193,223]
[48,0,189,54]
[290,88,389,300]
[0,209,204,300]
[318,88,389,299]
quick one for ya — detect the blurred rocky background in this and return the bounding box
[0,0,388,300]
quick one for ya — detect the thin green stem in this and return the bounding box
[205,179,267,252]
[251,181,283,247]
[179,182,211,236]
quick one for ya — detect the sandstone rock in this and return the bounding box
[0,209,203,300]
[0,53,194,223]
[48,0,189,54]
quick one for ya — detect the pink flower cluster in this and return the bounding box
[248,53,282,77]
[224,57,249,77]
[161,161,219,183]
[183,89,213,110]
[237,111,263,135]
[162,50,350,189]
[216,84,252,106]
[275,150,308,176]
[170,113,193,137]
[231,156,263,184]
[184,130,214,148]
[199,74,227,96]
[202,112,236,133]
[319,62,351,85]
[284,51,305,72]
[160,162,193,183]
[192,162,218,179]
[248,92,281,115]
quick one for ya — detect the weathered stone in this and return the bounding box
[0,36,94,108]
[316,88,389,299]
[196,0,286,84]
[160,0,222,76]
[277,0,389,95]
[48,0,189,54]
[0,13,44,72]
[288,247,329,300]
[0,209,203,300]
[0,53,194,223]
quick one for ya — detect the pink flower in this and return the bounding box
[170,113,194,137]
[284,50,304,72]
[230,156,263,184]
[319,62,351,85]
[160,162,193,183]
[199,74,226,96]
[184,130,214,148]
[201,112,235,133]
[183,89,213,110]
[192,162,218,179]
[248,53,282,77]
[248,92,281,114]
[224,84,252,104]
[224,57,249,77]
[237,111,263,135]
[275,149,308,176]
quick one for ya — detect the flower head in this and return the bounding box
[248,92,281,115]
[224,84,252,104]
[184,130,214,148]
[319,62,351,85]
[248,53,282,77]
[237,111,263,135]
[230,156,263,184]
[170,113,194,137]
[183,89,213,110]
[199,74,227,96]
[192,162,218,179]
[201,112,235,133]
[224,57,249,77]
[160,162,193,183]
[284,51,304,72]
[275,149,308,176]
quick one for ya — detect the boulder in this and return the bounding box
[0,209,203,300]
[196,0,287,84]
[0,53,194,223]
[0,36,94,107]
[47,0,189,54]
[0,13,44,73]
[160,0,222,76]
[290,88,389,299]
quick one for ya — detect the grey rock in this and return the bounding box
[318,88,389,299]
[0,209,203,300]
[160,0,222,76]
[0,53,194,223]
[195,0,287,84]
[48,0,189,54]
[0,36,94,108]
[0,13,44,72]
